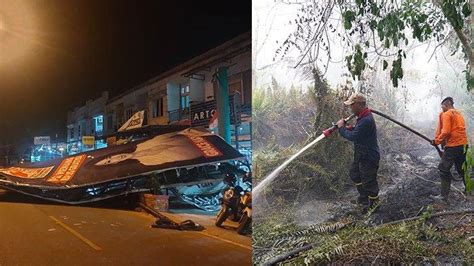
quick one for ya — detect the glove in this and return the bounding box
[336,119,345,128]
[430,139,437,146]
[440,140,447,149]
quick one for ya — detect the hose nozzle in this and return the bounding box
[322,113,357,137]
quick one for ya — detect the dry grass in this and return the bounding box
[254,209,474,265]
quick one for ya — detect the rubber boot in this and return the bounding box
[362,196,380,214]
[350,184,368,206]
[350,197,368,206]
[430,179,450,204]
[441,178,450,203]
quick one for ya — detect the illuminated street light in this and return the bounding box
[0,1,38,65]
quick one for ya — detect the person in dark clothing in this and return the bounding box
[337,93,380,214]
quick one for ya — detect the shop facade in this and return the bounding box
[65,33,251,162]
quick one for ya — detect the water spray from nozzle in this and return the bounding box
[254,113,357,199]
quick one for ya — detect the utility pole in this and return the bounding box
[233,93,240,150]
[214,67,231,143]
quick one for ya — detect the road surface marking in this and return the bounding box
[195,232,252,251]
[49,216,102,251]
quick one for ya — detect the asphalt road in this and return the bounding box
[0,190,252,265]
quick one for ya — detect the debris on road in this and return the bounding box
[139,202,204,231]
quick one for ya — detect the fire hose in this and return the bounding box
[370,109,444,158]
[322,110,443,158]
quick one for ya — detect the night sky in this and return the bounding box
[0,0,250,153]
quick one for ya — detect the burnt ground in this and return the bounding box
[254,146,474,264]
[292,147,473,226]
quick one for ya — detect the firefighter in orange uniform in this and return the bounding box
[431,97,469,203]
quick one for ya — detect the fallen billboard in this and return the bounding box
[0,129,244,204]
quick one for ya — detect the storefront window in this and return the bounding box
[125,108,133,120]
[94,115,104,136]
[107,114,113,130]
[95,139,107,149]
[69,127,74,140]
[153,97,165,118]
[180,85,190,110]
[67,142,80,155]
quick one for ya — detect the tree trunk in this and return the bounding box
[433,0,473,91]
[453,25,474,86]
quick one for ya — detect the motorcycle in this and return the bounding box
[215,172,253,235]
[236,191,251,235]
[215,173,244,227]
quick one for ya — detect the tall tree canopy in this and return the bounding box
[276,0,473,90]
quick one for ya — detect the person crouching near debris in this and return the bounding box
[430,97,469,203]
[336,93,381,214]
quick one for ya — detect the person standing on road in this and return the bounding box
[430,97,469,203]
[337,93,381,214]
